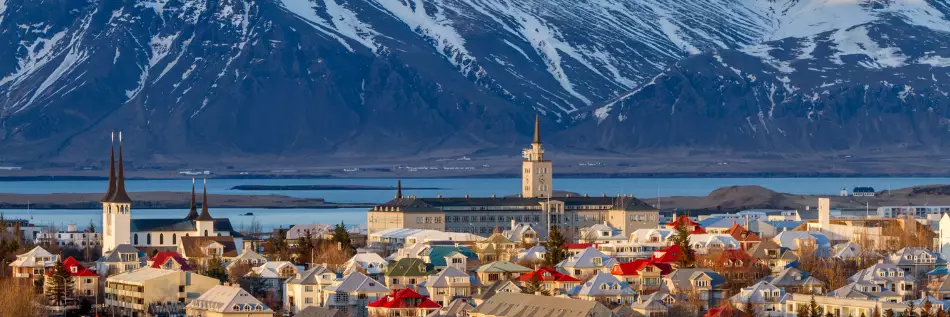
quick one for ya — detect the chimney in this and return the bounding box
[511,219,517,231]
[67,224,77,232]
[818,198,830,230]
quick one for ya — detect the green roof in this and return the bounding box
[387,258,431,277]
[428,246,477,267]
[476,261,531,273]
[482,233,514,244]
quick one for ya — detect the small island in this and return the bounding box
[228,184,441,191]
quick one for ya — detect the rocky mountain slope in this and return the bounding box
[2,0,950,165]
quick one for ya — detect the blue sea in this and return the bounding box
[1,177,947,230]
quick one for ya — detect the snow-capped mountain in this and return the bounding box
[1,0,950,163]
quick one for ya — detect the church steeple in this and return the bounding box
[101,132,117,203]
[533,114,542,144]
[108,132,132,203]
[196,179,214,221]
[185,178,199,220]
[396,180,403,199]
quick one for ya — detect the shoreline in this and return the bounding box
[0,192,373,210]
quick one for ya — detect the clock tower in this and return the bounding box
[522,115,553,198]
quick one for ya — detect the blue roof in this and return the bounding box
[928,267,949,276]
[763,221,802,230]
[428,246,476,267]
[697,218,736,229]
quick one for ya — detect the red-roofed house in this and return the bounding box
[704,304,741,317]
[147,252,192,271]
[516,267,581,295]
[564,243,597,256]
[699,249,768,285]
[53,257,99,298]
[726,223,762,250]
[666,215,706,234]
[610,259,673,290]
[650,245,686,264]
[367,288,440,317]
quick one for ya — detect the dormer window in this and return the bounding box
[593,258,603,266]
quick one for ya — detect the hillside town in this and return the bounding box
[3,125,950,317]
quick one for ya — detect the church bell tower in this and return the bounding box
[102,132,133,255]
[522,115,552,198]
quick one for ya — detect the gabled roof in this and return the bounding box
[471,292,612,317]
[518,267,580,283]
[61,257,98,277]
[428,246,476,267]
[10,246,57,267]
[610,259,672,276]
[296,307,345,317]
[472,280,522,300]
[97,244,146,263]
[286,266,332,285]
[367,288,440,309]
[179,236,238,258]
[665,268,726,290]
[563,243,597,250]
[666,215,706,234]
[186,285,272,313]
[344,252,388,275]
[325,271,390,293]
[149,252,192,271]
[387,258,431,277]
[726,223,762,243]
[476,261,531,273]
[763,267,823,287]
[888,247,946,266]
[566,272,637,297]
[425,267,470,288]
[250,261,299,279]
[730,281,786,305]
[481,233,514,245]
[651,245,685,264]
[516,245,546,263]
[557,247,616,269]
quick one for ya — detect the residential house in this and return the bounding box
[580,223,627,244]
[888,247,946,279]
[565,271,637,306]
[427,298,475,317]
[367,288,440,317]
[469,292,615,317]
[10,246,57,279]
[747,240,799,273]
[685,234,740,255]
[425,246,478,272]
[249,261,300,301]
[663,268,727,309]
[96,244,147,276]
[475,261,531,284]
[557,247,617,277]
[516,267,581,295]
[185,285,273,317]
[419,267,472,306]
[342,252,388,281]
[225,249,267,271]
[322,271,390,317]
[475,233,519,262]
[666,215,706,234]
[728,281,788,315]
[472,280,521,306]
[698,218,737,235]
[105,268,220,316]
[515,245,546,264]
[782,294,907,317]
[51,256,99,298]
[178,236,239,266]
[836,261,916,301]
[772,231,830,256]
[725,223,762,250]
[565,243,598,257]
[148,251,192,271]
[385,258,432,291]
[610,259,673,291]
[650,245,686,265]
[504,222,538,245]
[630,288,676,317]
[284,266,337,314]
[832,242,867,261]
[699,249,767,285]
[761,267,824,294]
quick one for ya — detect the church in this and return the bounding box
[100,133,241,256]
[367,116,660,238]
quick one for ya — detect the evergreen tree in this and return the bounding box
[520,277,550,296]
[885,309,895,317]
[742,300,757,317]
[332,222,352,250]
[861,312,867,317]
[670,220,696,267]
[294,230,314,265]
[204,256,229,283]
[798,304,811,317]
[809,295,821,317]
[937,306,947,317]
[907,301,917,317]
[46,259,75,306]
[543,226,567,267]
[923,301,934,317]
[268,228,290,261]
[873,305,881,317]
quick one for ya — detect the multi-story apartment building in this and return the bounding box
[35,223,101,248]
[421,267,471,307]
[104,268,219,316]
[367,117,659,238]
[284,266,337,314]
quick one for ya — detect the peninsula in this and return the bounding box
[0,192,371,209]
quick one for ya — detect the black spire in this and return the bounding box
[196,179,214,221]
[532,114,542,144]
[101,133,117,203]
[108,132,132,204]
[396,180,403,199]
[185,179,199,220]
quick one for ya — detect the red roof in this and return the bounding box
[726,223,762,242]
[704,305,740,317]
[149,252,192,271]
[650,245,686,264]
[563,243,597,250]
[610,259,673,276]
[518,267,581,283]
[666,215,706,234]
[367,288,441,309]
[61,257,98,277]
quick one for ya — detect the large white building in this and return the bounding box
[100,134,240,256]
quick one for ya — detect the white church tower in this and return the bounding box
[522,115,552,198]
[195,179,215,236]
[102,132,132,255]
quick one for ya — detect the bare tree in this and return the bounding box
[0,277,42,316]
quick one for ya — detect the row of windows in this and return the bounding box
[447,215,541,223]
[414,217,443,224]
[131,231,219,245]
[523,168,549,174]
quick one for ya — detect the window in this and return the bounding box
[305,286,314,292]
[133,234,139,245]
[159,233,164,245]
[335,293,349,303]
[172,234,176,244]
[146,233,151,244]
[304,297,313,304]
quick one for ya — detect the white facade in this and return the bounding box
[102,201,131,255]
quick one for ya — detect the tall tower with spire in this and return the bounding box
[195,179,215,236]
[102,132,133,255]
[522,115,552,198]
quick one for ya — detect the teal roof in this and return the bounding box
[428,246,477,267]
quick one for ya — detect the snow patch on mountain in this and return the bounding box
[832,25,907,68]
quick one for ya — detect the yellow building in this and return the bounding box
[186,285,273,317]
[105,268,220,316]
[367,115,660,238]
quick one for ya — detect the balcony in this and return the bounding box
[14,273,30,278]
